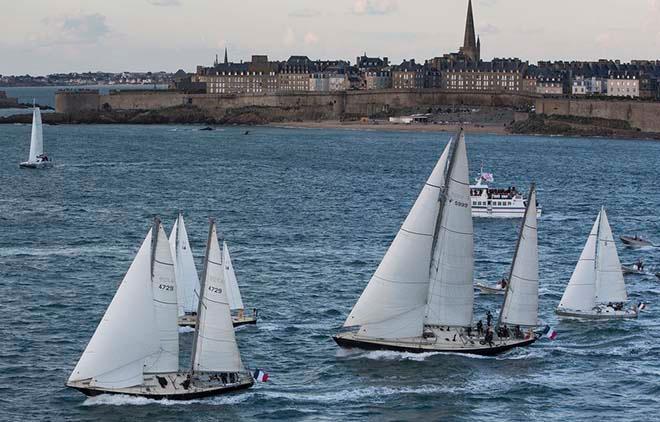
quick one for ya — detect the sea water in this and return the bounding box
[0,125,659,421]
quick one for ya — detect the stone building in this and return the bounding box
[607,73,639,98]
[392,59,424,89]
[364,70,392,90]
[442,59,526,92]
[193,52,278,94]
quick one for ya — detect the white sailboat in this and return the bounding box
[67,218,254,399]
[19,106,52,169]
[223,241,258,327]
[556,207,639,319]
[169,213,202,328]
[334,130,538,355]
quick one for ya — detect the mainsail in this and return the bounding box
[499,186,539,327]
[223,241,244,311]
[68,229,162,388]
[558,212,600,311]
[28,107,43,163]
[595,208,627,303]
[144,219,180,374]
[191,221,244,373]
[169,214,201,315]
[343,139,452,339]
[425,130,474,327]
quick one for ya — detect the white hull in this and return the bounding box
[472,206,542,219]
[475,282,505,295]
[556,306,638,319]
[19,161,53,169]
[67,371,253,400]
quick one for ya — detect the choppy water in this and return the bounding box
[1,125,659,421]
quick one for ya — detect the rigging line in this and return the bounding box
[400,227,434,237]
[154,259,174,266]
[437,225,473,236]
[371,273,428,285]
[208,259,223,266]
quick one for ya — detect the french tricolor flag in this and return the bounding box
[254,369,269,382]
[543,325,557,340]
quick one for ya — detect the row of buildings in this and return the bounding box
[180,0,660,100]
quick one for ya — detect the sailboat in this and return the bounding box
[223,241,258,327]
[19,105,52,169]
[334,130,538,355]
[170,213,258,328]
[67,218,254,399]
[169,213,202,328]
[556,207,639,319]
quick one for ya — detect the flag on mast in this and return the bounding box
[253,369,269,382]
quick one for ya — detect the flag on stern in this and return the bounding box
[541,325,557,340]
[638,302,646,312]
[253,369,269,382]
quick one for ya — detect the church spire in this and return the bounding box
[461,0,478,62]
[224,47,228,65]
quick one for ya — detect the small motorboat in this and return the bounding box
[620,235,653,248]
[199,126,214,131]
[622,261,645,275]
[476,281,506,295]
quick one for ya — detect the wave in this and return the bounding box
[261,384,454,404]
[82,392,254,407]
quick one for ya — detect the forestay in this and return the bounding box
[223,241,244,311]
[192,222,245,373]
[144,221,179,374]
[426,131,474,327]
[558,212,600,311]
[499,186,539,327]
[169,214,201,315]
[342,140,452,339]
[68,230,161,388]
[28,107,43,163]
[595,208,627,303]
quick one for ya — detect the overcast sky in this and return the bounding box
[2,0,660,75]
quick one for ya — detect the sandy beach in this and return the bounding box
[268,120,509,135]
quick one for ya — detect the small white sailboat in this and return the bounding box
[556,208,639,319]
[19,105,52,169]
[169,213,202,328]
[223,241,258,327]
[67,218,254,399]
[334,130,539,355]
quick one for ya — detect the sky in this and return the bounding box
[1,0,660,75]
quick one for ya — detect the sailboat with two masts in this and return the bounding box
[19,105,52,169]
[67,218,254,399]
[556,207,639,319]
[170,213,258,328]
[334,130,539,355]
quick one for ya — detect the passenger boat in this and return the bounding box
[470,168,540,218]
[620,235,653,248]
[67,218,254,399]
[19,105,53,169]
[334,131,541,355]
[556,208,639,319]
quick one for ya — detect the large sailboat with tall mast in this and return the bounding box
[556,207,639,319]
[67,218,254,399]
[19,105,52,169]
[334,130,539,355]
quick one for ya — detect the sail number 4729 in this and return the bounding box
[208,286,223,294]
[158,284,174,291]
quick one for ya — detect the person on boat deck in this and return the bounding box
[484,328,494,347]
[476,320,484,336]
[635,258,644,271]
[514,325,523,339]
[486,310,493,327]
[500,278,508,289]
[238,309,244,319]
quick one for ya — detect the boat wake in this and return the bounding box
[262,384,451,404]
[82,392,254,407]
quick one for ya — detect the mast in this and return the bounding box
[150,216,160,275]
[498,183,535,327]
[189,218,214,376]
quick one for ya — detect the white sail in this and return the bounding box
[595,208,628,303]
[342,140,452,339]
[558,212,600,311]
[223,241,244,311]
[68,230,161,388]
[169,214,201,315]
[144,221,179,374]
[426,131,474,327]
[499,187,539,327]
[192,222,244,372]
[28,107,43,163]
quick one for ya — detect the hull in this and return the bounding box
[472,207,542,219]
[620,236,652,248]
[19,161,53,169]
[178,314,258,328]
[333,331,537,356]
[67,371,254,400]
[556,307,638,319]
[476,282,505,295]
[621,266,644,275]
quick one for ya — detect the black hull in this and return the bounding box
[333,335,537,356]
[233,319,257,328]
[70,380,254,401]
